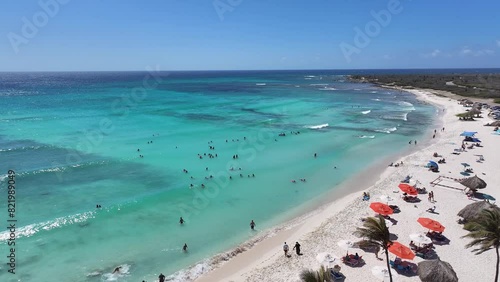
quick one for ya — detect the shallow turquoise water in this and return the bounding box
[0,71,435,281]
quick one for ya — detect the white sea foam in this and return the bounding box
[102,264,131,281]
[398,101,414,107]
[0,212,95,241]
[361,110,371,115]
[306,123,329,129]
[375,127,397,134]
[318,87,337,91]
[166,262,210,282]
[310,83,329,86]
[397,101,416,111]
[304,75,316,78]
[358,135,375,139]
[256,83,266,86]
[370,91,378,93]
[372,98,381,101]
[383,113,409,121]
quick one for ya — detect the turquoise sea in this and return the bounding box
[0,70,437,281]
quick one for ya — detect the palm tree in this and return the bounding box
[462,208,500,282]
[353,216,393,282]
[299,265,329,282]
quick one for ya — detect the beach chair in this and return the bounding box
[396,264,411,273]
[330,269,343,280]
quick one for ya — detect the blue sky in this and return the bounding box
[1,0,499,71]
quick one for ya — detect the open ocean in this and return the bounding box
[0,69,442,281]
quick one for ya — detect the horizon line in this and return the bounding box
[1,67,500,73]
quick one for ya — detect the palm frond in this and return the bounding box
[299,269,319,282]
[353,216,390,248]
[300,266,329,282]
[463,209,500,255]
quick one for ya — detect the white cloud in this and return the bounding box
[460,46,494,56]
[461,47,472,55]
[421,49,441,58]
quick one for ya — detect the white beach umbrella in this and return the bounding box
[372,266,399,281]
[316,252,341,266]
[337,240,355,251]
[410,233,432,245]
[385,219,394,227]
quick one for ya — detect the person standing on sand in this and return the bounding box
[159,273,165,282]
[293,242,302,255]
[250,220,256,230]
[283,242,289,257]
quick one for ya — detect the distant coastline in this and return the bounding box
[348,73,500,103]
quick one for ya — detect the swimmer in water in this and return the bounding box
[113,266,122,274]
[180,217,184,224]
[183,243,188,252]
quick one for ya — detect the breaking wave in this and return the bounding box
[375,127,397,134]
[306,123,329,129]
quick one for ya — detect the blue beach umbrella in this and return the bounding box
[428,160,438,168]
[460,131,477,137]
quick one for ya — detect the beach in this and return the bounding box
[195,88,500,282]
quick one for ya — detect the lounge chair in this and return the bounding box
[342,257,358,266]
[397,264,411,273]
[330,269,343,280]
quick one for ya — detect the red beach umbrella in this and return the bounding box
[370,202,394,216]
[398,183,418,196]
[417,217,445,233]
[388,242,415,260]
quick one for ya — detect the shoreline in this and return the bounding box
[210,85,500,281]
[187,86,446,282]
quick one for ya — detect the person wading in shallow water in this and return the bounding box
[250,220,256,230]
[159,273,166,282]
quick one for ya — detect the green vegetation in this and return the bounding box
[299,265,329,282]
[462,209,500,282]
[350,73,500,99]
[494,98,500,104]
[353,216,393,282]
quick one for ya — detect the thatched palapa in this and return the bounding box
[458,201,500,221]
[418,259,458,282]
[459,175,487,190]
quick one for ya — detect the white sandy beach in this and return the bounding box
[194,88,500,282]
